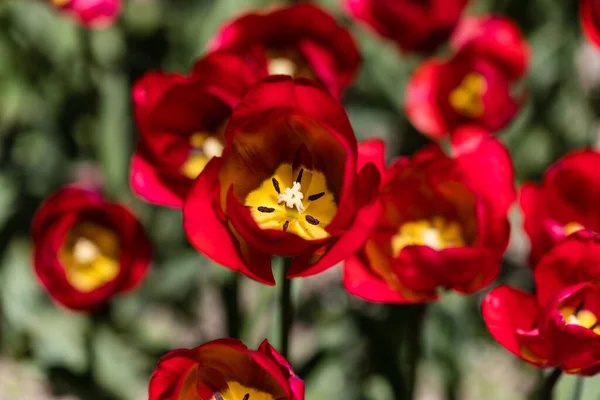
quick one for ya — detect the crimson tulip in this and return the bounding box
[344,0,470,52]
[130,52,266,208]
[581,0,600,50]
[32,187,151,311]
[521,149,600,266]
[344,129,515,303]
[149,338,304,400]
[50,0,122,28]
[208,4,360,98]
[406,15,529,140]
[183,76,382,284]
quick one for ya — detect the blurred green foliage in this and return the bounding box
[0,0,600,399]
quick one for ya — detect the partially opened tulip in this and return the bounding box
[484,232,600,375]
[581,0,600,50]
[183,76,382,284]
[344,130,515,303]
[521,149,600,266]
[32,187,151,311]
[149,338,304,400]
[344,0,469,53]
[209,4,360,98]
[50,0,122,28]
[130,52,266,208]
[406,15,529,140]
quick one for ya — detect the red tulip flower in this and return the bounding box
[344,0,469,53]
[183,76,382,284]
[406,15,529,140]
[484,234,600,375]
[209,4,360,98]
[581,0,600,50]
[149,338,304,400]
[344,130,515,303]
[32,187,151,311]
[50,0,122,28]
[130,52,266,208]
[521,149,600,266]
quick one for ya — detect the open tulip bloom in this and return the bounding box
[344,130,515,303]
[484,232,600,375]
[183,76,382,285]
[406,15,529,140]
[521,149,600,267]
[131,52,266,208]
[32,187,151,311]
[208,3,361,99]
[149,338,303,400]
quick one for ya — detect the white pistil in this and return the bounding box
[277,181,305,213]
[202,137,224,158]
[268,57,297,76]
[73,238,99,264]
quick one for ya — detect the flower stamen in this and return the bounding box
[305,215,320,225]
[272,178,281,194]
[258,206,275,213]
[283,221,290,231]
[308,192,325,201]
[277,181,305,212]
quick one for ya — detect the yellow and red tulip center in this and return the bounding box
[391,216,465,257]
[267,50,315,79]
[560,305,600,335]
[181,132,225,179]
[58,221,120,292]
[564,221,586,236]
[212,382,274,400]
[245,163,337,240]
[449,72,487,118]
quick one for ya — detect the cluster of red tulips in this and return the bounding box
[36,0,600,398]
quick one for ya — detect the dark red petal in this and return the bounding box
[482,285,542,360]
[357,139,386,178]
[405,59,449,139]
[343,253,437,303]
[129,146,186,208]
[581,0,600,50]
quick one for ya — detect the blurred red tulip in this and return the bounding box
[50,0,122,28]
[32,187,151,311]
[406,15,529,140]
[183,76,382,284]
[149,338,304,400]
[344,0,469,52]
[520,149,600,267]
[130,52,266,208]
[209,4,360,98]
[581,0,600,50]
[344,131,515,303]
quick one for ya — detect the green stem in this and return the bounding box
[279,258,293,359]
[540,368,562,400]
[572,377,584,400]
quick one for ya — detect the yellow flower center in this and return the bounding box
[212,382,275,400]
[52,0,70,6]
[58,221,120,292]
[560,305,600,335]
[180,133,224,179]
[245,163,337,240]
[391,217,465,257]
[564,222,586,236]
[449,72,487,118]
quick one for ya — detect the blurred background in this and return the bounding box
[0,0,599,399]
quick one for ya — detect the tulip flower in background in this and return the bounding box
[344,0,470,53]
[149,338,304,400]
[520,149,600,267]
[183,76,382,285]
[484,232,600,376]
[581,0,600,50]
[406,15,529,140]
[208,3,361,99]
[344,128,515,303]
[130,52,267,208]
[49,0,122,28]
[31,186,151,311]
